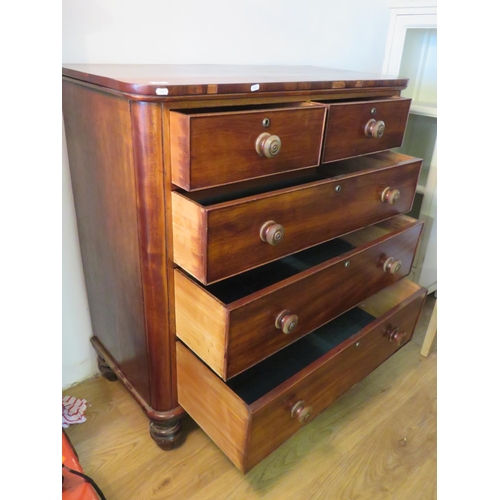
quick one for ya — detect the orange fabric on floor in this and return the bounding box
[62,432,99,500]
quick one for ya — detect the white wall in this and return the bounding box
[62,0,392,387]
[62,125,97,388]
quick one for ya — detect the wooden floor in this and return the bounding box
[63,295,437,500]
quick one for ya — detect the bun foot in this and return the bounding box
[97,353,118,381]
[149,417,183,449]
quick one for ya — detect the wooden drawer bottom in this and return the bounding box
[177,279,427,472]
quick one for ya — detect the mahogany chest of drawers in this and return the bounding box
[62,64,426,473]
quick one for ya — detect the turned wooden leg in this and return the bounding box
[97,353,118,381]
[149,416,183,449]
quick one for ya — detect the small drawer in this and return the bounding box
[172,151,422,284]
[169,103,327,191]
[175,215,422,379]
[320,97,411,164]
[177,279,427,472]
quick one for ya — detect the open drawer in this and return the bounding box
[175,215,423,379]
[319,97,411,163]
[177,278,427,472]
[172,151,422,284]
[170,102,327,191]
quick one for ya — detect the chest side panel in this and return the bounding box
[63,81,150,403]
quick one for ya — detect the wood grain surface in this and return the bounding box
[171,190,206,281]
[62,81,150,403]
[61,64,408,97]
[225,221,423,379]
[177,343,250,470]
[176,280,426,472]
[130,101,172,411]
[63,293,436,499]
[171,152,422,284]
[244,283,426,471]
[174,270,228,375]
[174,216,423,379]
[170,103,326,190]
[321,97,411,163]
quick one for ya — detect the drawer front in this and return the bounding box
[177,280,427,472]
[170,104,327,191]
[226,221,422,378]
[175,217,423,379]
[245,283,426,471]
[321,98,411,163]
[172,154,422,284]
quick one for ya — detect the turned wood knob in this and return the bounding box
[365,119,385,138]
[291,400,313,423]
[383,256,402,274]
[256,132,282,158]
[275,310,299,334]
[260,220,285,245]
[388,327,407,346]
[381,187,401,205]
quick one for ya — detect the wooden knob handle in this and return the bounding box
[383,256,402,274]
[260,221,285,245]
[381,187,401,205]
[291,400,313,423]
[256,132,281,158]
[388,327,407,346]
[365,119,385,138]
[275,310,299,334]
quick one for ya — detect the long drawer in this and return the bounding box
[170,102,327,190]
[175,215,423,379]
[172,151,422,284]
[177,279,427,473]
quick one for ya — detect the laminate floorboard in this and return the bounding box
[63,295,437,500]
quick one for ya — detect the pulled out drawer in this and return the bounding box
[172,151,422,284]
[177,279,427,472]
[175,214,422,379]
[170,102,327,190]
[319,97,411,163]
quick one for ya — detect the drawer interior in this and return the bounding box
[174,151,417,207]
[177,170,329,206]
[199,215,416,304]
[176,278,425,472]
[226,279,421,404]
[315,96,396,104]
[170,101,318,115]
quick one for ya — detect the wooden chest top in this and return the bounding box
[62,64,408,97]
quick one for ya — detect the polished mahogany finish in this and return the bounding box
[63,82,151,402]
[177,279,427,472]
[170,103,326,190]
[321,97,411,163]
[174,215,422,379]
[62,64,426,469]
[171,152,421,284]
[90,337,184,446]
[63,79,181,433]
[62,64,408,98]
